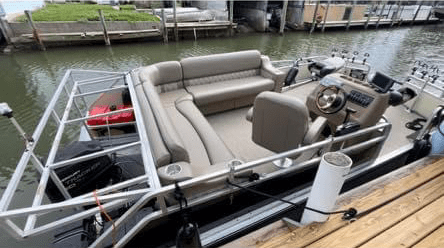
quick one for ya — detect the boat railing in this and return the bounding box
[272,55,371,86]
[0,69,391,247]
[403,73,444,117]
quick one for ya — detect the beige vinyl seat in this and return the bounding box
[251,91,328,159]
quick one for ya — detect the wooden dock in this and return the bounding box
[224,157,444,248]
[306,18,441,30]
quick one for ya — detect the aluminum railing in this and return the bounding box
[0,68,391,247]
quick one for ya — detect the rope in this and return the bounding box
[93,190,116,247]
[226,179,357,220]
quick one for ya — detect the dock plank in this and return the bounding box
[413,225,444,248]
[360,196,444,248]
[256,158,444,248]
[307,174,444,248]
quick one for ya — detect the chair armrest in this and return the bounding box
[260,56,286,92]
[303,117,328,145]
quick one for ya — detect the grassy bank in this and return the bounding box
[17,4,159,22]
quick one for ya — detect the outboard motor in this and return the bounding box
[284,61,299,86]
[308,57,345,78]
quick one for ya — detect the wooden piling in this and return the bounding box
[391,1,401,27]
[24,10,45,51]
[426,1,438,23]
[98,9,110,46]
[346,1,356,31]
[310,1,320,34]
[365,2,375,29]
[398,5,405,26]
[412,0,423,25]
[321,0,330,32]
[161,8,168,43]
[279,0,288,35]
[376,1,386,29]
[0,17,12,45]
[229,0,234,36]
[173,0,178,42]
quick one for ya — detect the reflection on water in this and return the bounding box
[0,23,443,246]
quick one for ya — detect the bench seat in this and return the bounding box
[186,76,275,106]
[132,50,284,185]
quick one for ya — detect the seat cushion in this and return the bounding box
[187,76,275,106]
[175,96,235,166]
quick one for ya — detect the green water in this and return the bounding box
[0,24,443,246]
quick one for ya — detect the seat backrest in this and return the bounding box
[139,61,184,93]
[252,92,309,153]
[180,50,262,87]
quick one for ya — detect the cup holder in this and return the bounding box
[166,163,182,176]
[227,159,243,168]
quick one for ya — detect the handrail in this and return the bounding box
[0,66,392,247]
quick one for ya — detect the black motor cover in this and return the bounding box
[46,140,113,202]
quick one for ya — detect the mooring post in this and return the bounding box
[173,0,178,42]
[346,1,356,31]
[161,8,168,43]
[412,0,423,25]
[391,1,401,27]
[310,0,320,34]
[279,0,288,35]
[321,0,330,32]
[365,2,375,29]
[301,152,352,224]
[229,0,234,36]
[98,9,110,46]
[24,10,45,51]
[0,17,13,45]
[376,1,386,29]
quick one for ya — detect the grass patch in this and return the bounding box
[17,3,159,22]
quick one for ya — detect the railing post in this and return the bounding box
[98,9,110,46]
[24,10,45,51]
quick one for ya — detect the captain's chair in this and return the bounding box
[250,92,328,160]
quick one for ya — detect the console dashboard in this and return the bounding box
[306,73,391,129]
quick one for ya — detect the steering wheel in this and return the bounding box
[315,86,347,114]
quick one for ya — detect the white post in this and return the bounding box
[301,152,352,224]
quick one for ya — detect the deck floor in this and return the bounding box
[207,81,420,164]
[223,157,444,248]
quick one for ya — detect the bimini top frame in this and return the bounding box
[0,68,391,248]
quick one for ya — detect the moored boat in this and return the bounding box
[0,49,443,247]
